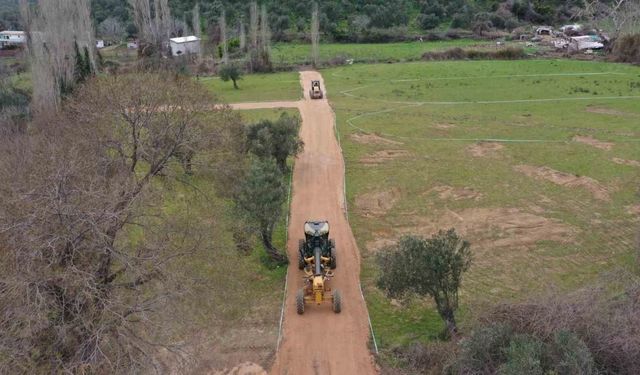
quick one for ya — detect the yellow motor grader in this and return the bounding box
[296,221,341,314]
[309,80,323,99]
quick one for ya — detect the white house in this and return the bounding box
[96,39,105,49]
[0,31,26,48]
[169,36,200,57]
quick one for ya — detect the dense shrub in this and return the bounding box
[499,335,544,375]
[484,275,640,374]
[422,47,526,61]
[612,34,640,64]
[452,323,513,374]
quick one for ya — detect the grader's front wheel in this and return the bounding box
[332,289,342,313]
[296,289,305,315]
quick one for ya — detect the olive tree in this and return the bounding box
[377,229,472,337]
[246,113,303,173]
[236,157,287,264]
[219,63,243,89]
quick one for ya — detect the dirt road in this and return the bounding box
[231,71,377,375]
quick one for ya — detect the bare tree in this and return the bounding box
[249,1,258,51]
[0,74,231,373]
[239,20,246,51]
[130,0,171,56]
[220,9,228,63]
[19,0,96,115]
[259,4,271,59]
[192,2,202,59]
[98,17,126,41]
[578,0,640,38]
[311,2,320,67]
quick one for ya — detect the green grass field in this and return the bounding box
[322,59,640,348]
[270,39,485,65]
[200,71,301,103]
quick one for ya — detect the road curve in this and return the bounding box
[230,71,377,375]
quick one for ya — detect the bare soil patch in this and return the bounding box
[612,157,640,167]
[430,185,482,201]
[572,135,614,151]
[350,132,403,145]
[355,188,401,217]
[366,207,575,252]
[585,106,637,117]
[212,362,267,375]
[360,149,411,164]
[515,165,611,201]
[626,204,640,216]
[433,123,457,129]
[467,142,504,157]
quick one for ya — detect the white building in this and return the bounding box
[169,36,200,57]
[96,39,105,49]
[0,31,26,48]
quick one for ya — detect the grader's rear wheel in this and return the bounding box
[332,289,342,313]
[296,289,305,315]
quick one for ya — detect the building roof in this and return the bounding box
[0,31,26,36]
[169,36,200,44]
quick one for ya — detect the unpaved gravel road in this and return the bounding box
[230,71,377,375]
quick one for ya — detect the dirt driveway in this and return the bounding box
[230,71,376,374]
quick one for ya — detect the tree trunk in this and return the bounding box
[276,156,287,173]
[440,307,458,338]
[232,78,238,89]
[260,230,287,264]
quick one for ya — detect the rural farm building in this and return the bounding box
[169,36,200,56]
[569,35,604,51]
[0,31,26,48]
[535,26,553,36]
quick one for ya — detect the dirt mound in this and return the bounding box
[612,157,640,167]
[366,207,575,252]
[360,149,411,164]
[350,132,403,145]
[585,106,637,116]
[212,362,266,375]
[572,135,614,150]
[430,185,482,201]
[515,165,611,201]
[355,188,400,217]
[467,142,504,157]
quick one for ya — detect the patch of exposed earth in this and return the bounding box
[572,135,614,150]
[429,185,482,201]
[212,362,267,375]
[433,123,457,129]
[360,149,411,164]
[626,204,640,216]
[585,106,638,117]
[467,142,504,157]
[366,207,575,253]
[355,188,401,217]
[514,165,611,201]
[612,157,640,167]
[350,132,403,145]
